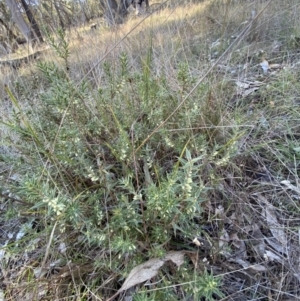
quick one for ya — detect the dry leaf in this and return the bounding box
[235,80,263,97]
[254,194,287,249]
[119,251,185,293]
[233,259,266,273]
[185,251,198,268]
[33,267,47,278]
[125,258,164,287]
[269,63,282,70]
[260,59,269,74]
[243,87,259,96]
[265,237,287,254]
[244,224,265,256]
[215,205,224,218]
[264,250,283,263]
[229,233,247,259]
[229,212,237,221]
[164,251,185,266]
[236,81,250,89]
[248,264,267,273]
[0,289,4,301]
[219,228,229,249]
[58,242,67,254]
[264,206,287,247]
[219,229,230,258]
[281,180,300,195]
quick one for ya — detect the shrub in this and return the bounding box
[0,33,233,300]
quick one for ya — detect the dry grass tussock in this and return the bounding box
[1,0,300,300]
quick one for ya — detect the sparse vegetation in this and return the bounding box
[1,0,300,300]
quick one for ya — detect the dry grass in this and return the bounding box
[1,0,300,300]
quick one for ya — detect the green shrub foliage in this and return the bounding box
[2,40,234,300]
